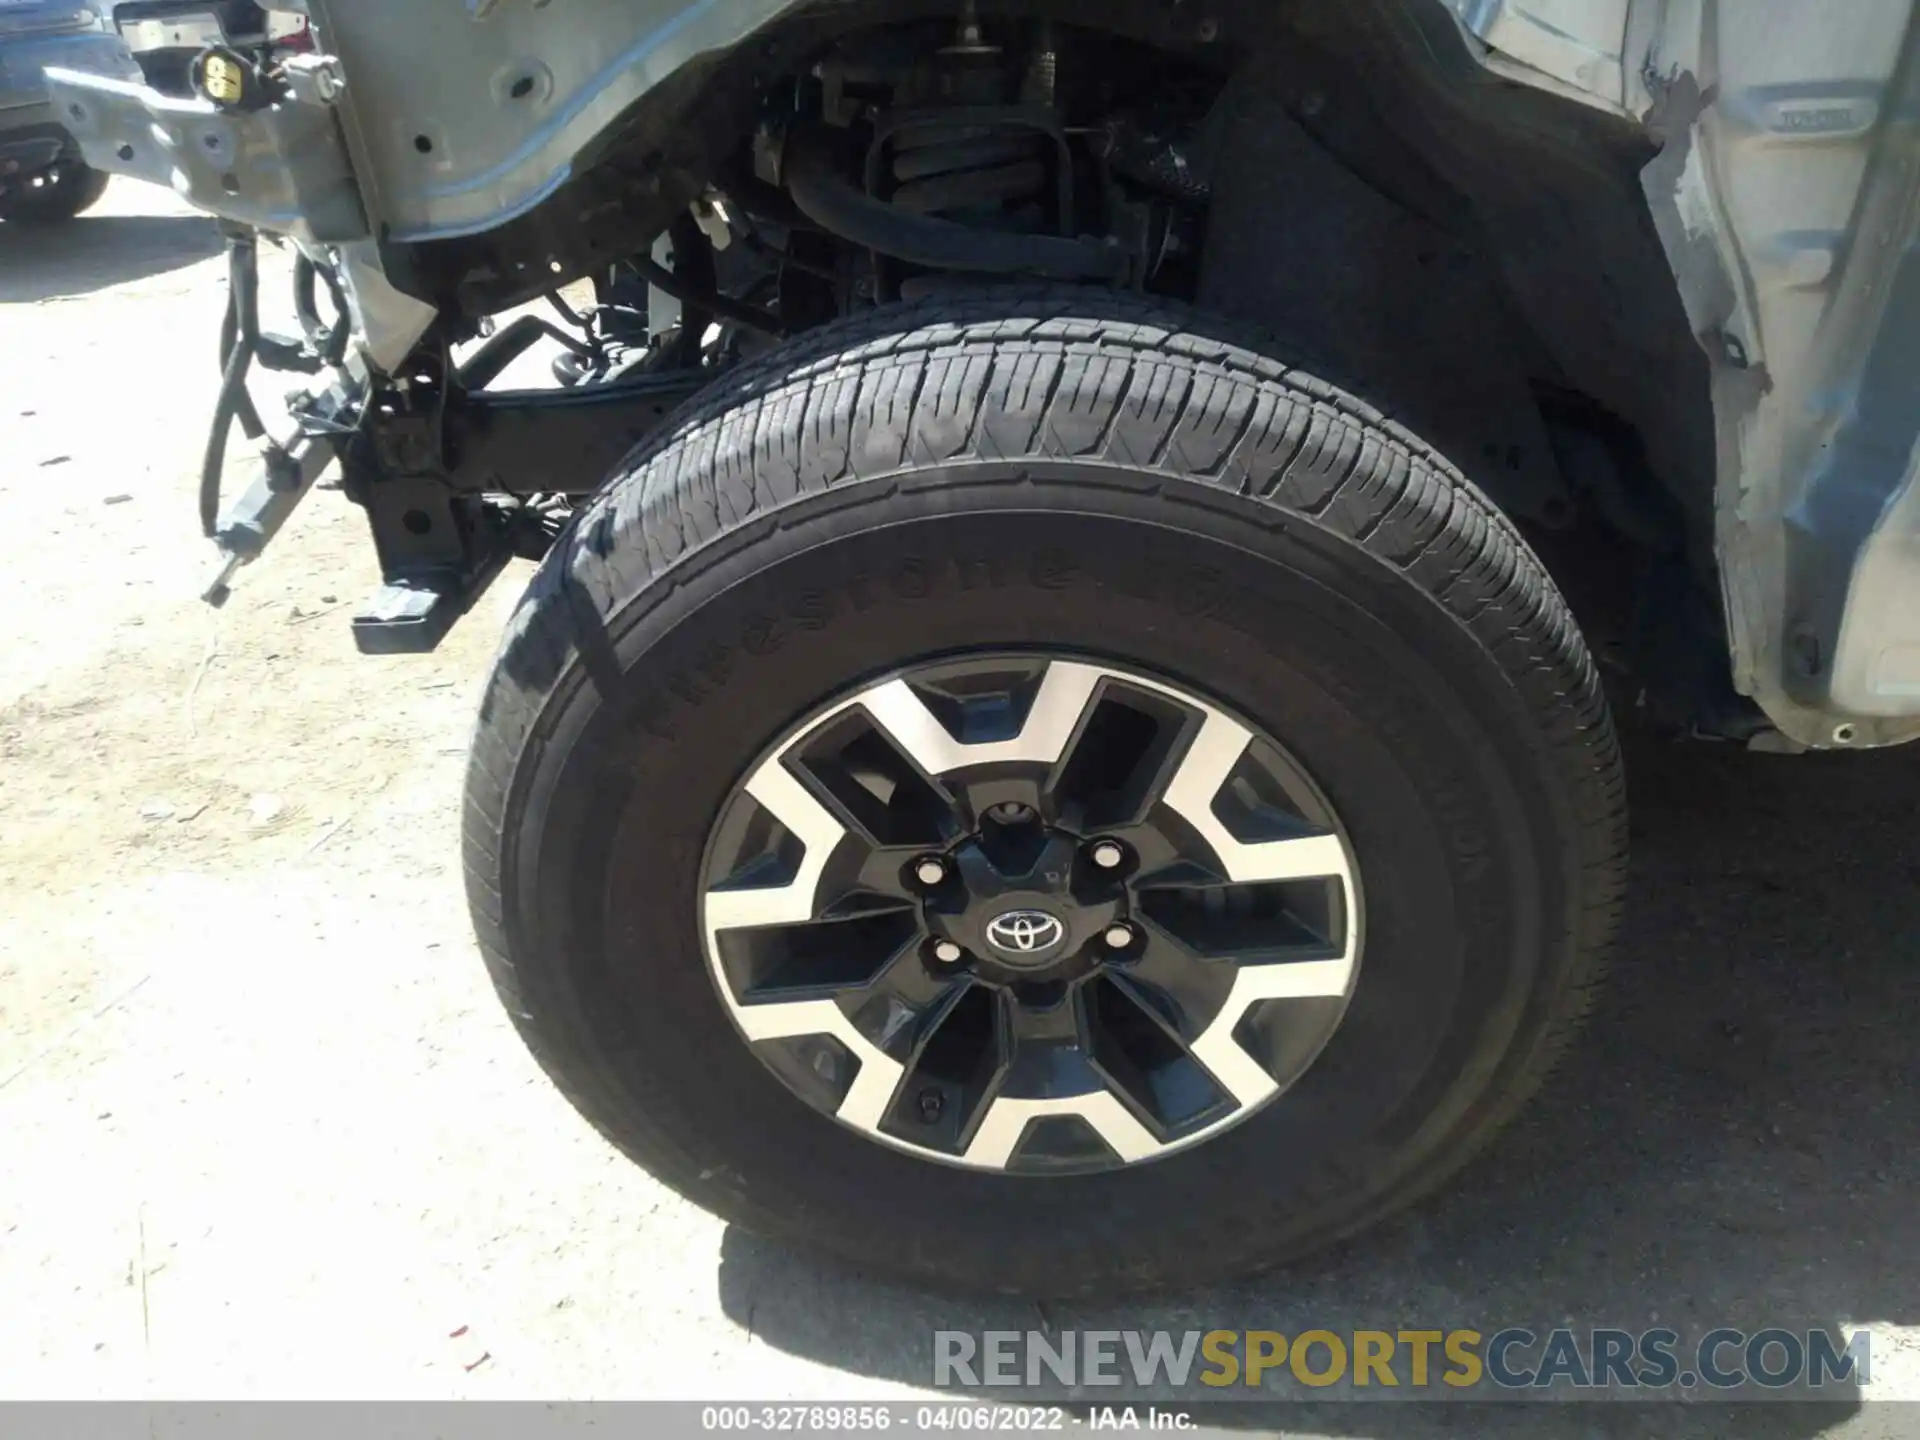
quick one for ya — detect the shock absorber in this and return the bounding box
[782,10,1129,290]
[856,13,1078,295]
[887,9,1063,229]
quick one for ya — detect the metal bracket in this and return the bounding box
[346,480,513,655]
[44,65,368,244]
[337,359,711,654]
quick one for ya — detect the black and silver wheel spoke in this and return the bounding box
[1121,900,1348,1109]
[703,656,1361,1174]
[857,660,1107,828]
[962,991,1160,1169]
[703,757,915,1129]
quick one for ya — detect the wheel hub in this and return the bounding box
[700,654,1362,1175]
[922,826,1124,984]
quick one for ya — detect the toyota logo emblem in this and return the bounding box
[985,910,1066,955]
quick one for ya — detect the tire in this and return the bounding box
[0,162,109,225]
[465,288,1626,1296]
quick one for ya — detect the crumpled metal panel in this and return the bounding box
[1642,0,1920,746]
[304,0,802,242]
[1442,0,1629,107]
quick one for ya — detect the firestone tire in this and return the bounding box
[463,289,1627,1297]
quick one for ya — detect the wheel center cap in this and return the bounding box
[924,830,1122,983]
[984,909,1067,962]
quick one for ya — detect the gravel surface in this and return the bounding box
[1,184,1915,1435]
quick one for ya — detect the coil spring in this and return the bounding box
[880,121,1055,235]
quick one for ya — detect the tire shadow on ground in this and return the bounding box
[714,729,1920,1437]
[0,213,220,302]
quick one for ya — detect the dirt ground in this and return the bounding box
[2,183,1918,1432]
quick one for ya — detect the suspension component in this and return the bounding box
[784,124,1126,284]
[787,9,1137,291]
[874,111,1061,226]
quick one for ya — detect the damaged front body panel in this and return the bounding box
[39,0,1920,749]
[1634,0,1920,748]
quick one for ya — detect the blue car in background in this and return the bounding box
[0,0,137,223]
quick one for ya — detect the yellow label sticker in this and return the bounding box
[203,56,244,105]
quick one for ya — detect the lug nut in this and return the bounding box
[1090,840,1126,870]
[1104,923,1136,950]
[914,858,948,887]
[933,941,964,965]
[989,802,1035,824]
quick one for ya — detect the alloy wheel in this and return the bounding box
[700,655,1362,1174]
